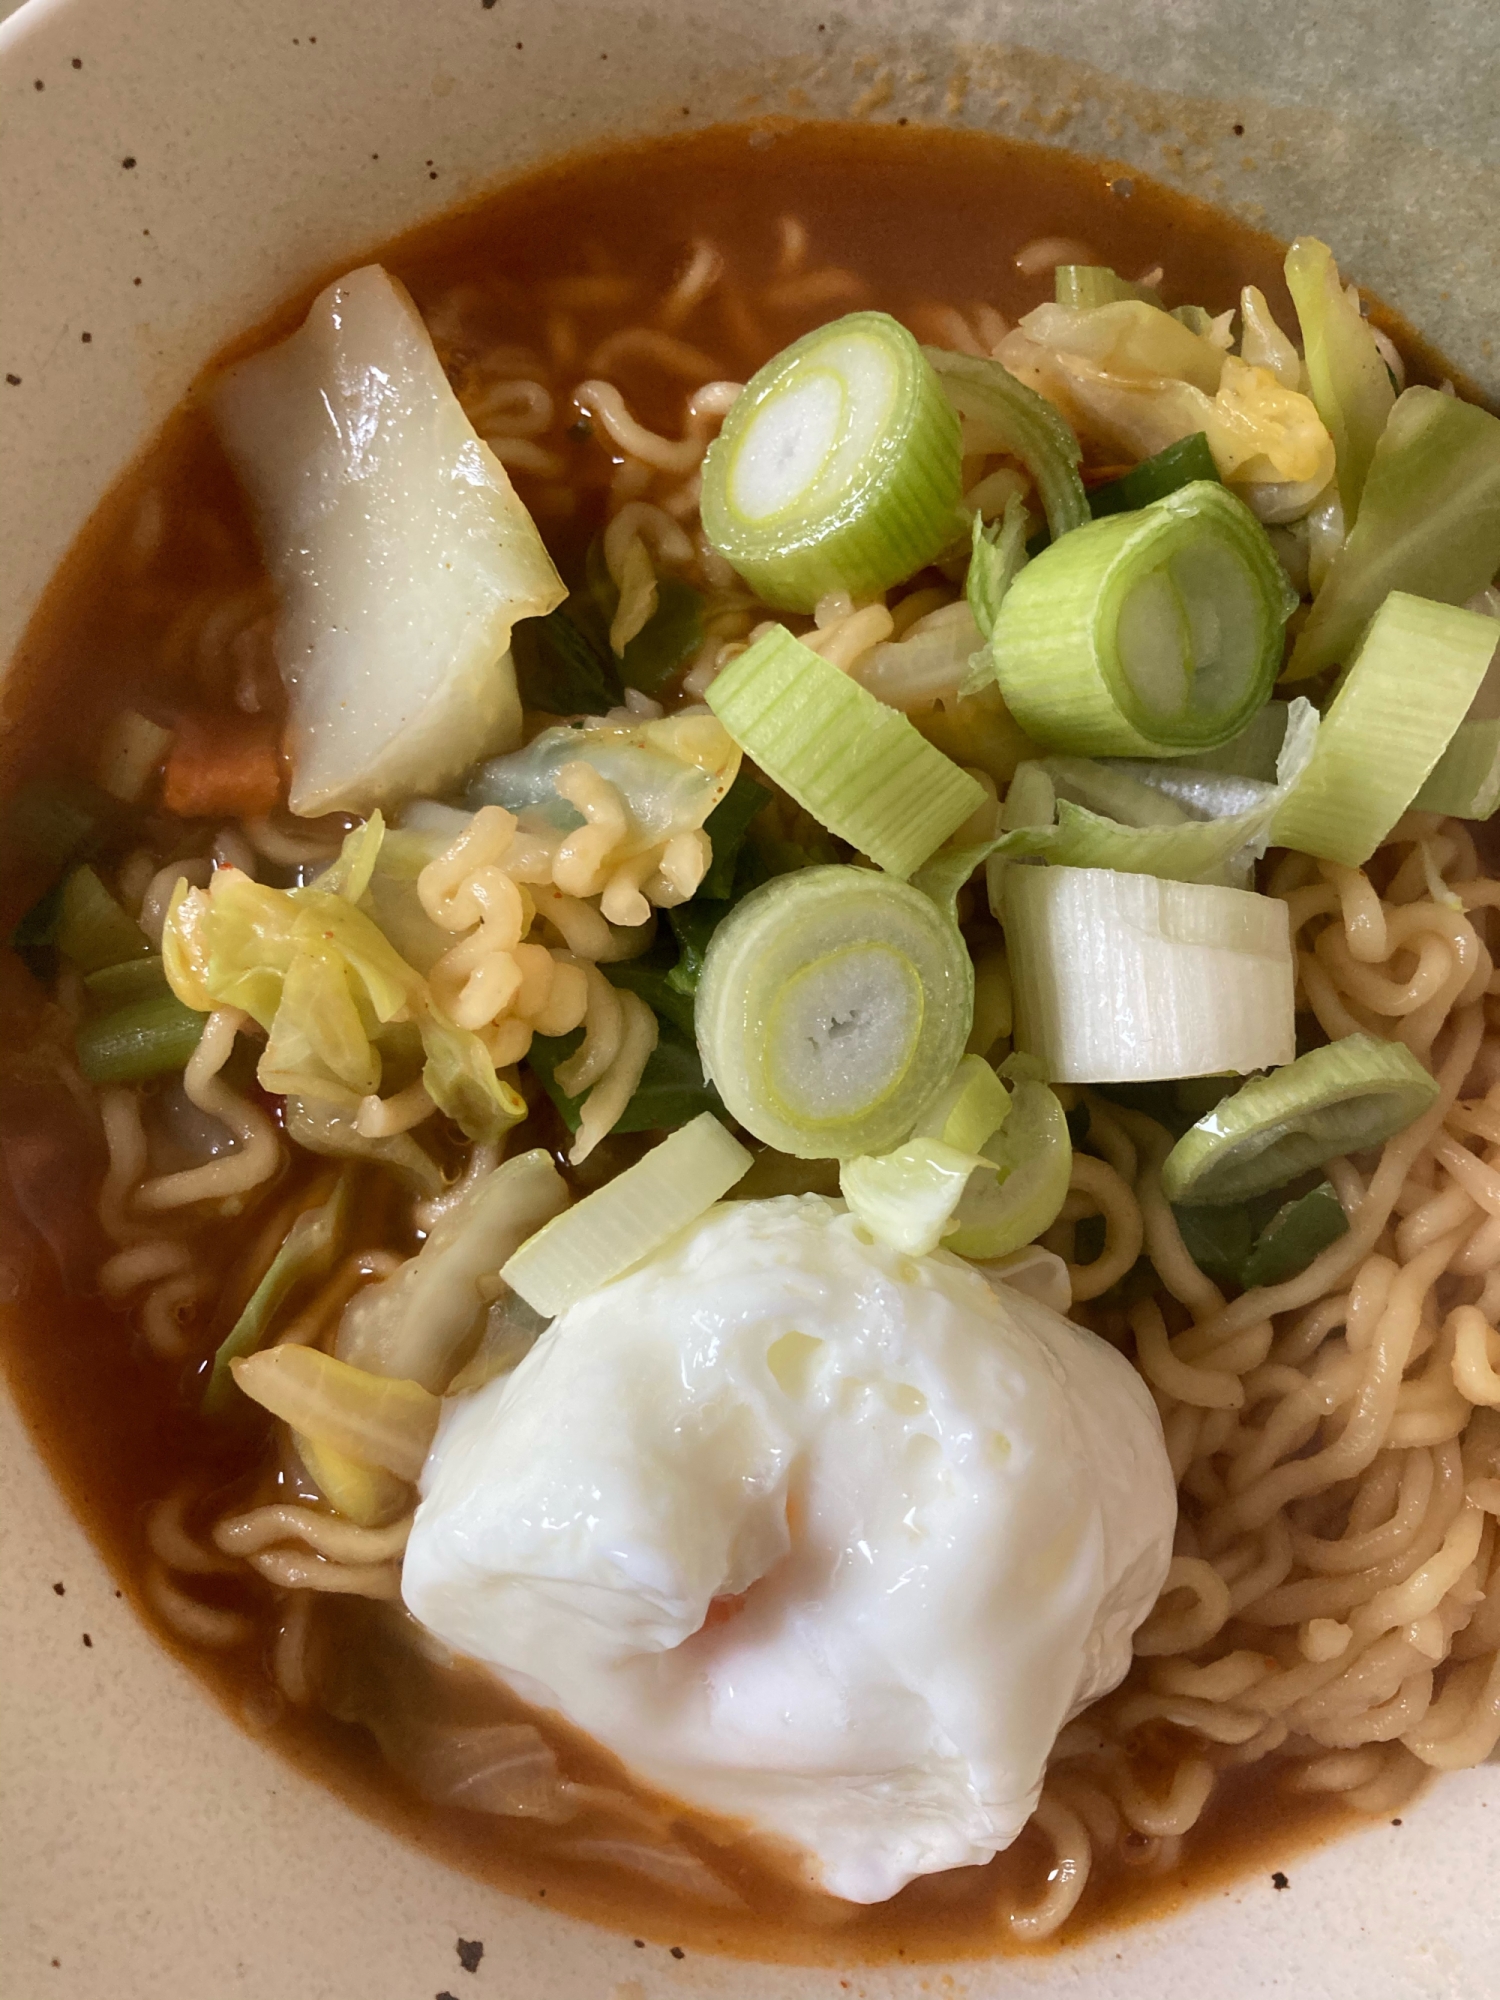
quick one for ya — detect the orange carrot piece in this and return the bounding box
[162,712,283,820]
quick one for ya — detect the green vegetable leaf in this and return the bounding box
[621,575,705,695]
[697,771,772,900]
[528,1019,724,1135]
[1087,432,1220,518]
[511,600,622,717]
[1240,1180,1350,1288]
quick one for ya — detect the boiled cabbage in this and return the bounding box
[213,265,564,817]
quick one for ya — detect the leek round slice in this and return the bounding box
[695,866,974,1159]
[1160,1033,1440,1207]
[700,312,963,612]
[943,1077,1073,1262]
[499,1112,752,1318]
[1270,592,1499,866]
[991,480,1296,756]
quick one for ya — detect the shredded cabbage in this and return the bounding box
[998,300,1335,524]
[163,820,525,1143]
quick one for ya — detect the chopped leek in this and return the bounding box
[296,1433,410,1529]
[76,991,206,1085]
[1283,238,1395,522]
[924,347,1089,542]
[990,481,1295,756]
[841,1138,988,1257]
[704,626,986,879]
[1004,865,1295,1083]
[204,1172,354,1415]
[56,865,152,973]
[82,955,171,1004]
[231,1344,439,1482]
[911,1053,1013,1155]
[1087,433,1219,518]
[1413,720,1500,820]
[336,1150,567,1390]
[1055,265,1161,311]
[1160,1033,1440,1206]
[499,1113,752,1317]
[695,865,974,1159]
[943,1072,1073,1261]
[1286,388,1500,680]
[699,312,963,612]
[962,497,1029,689]
[1163,700,1289,780]
[1240,1181,1350,1289]
[1271,593,1498,866]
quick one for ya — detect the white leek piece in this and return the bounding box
[705,626,985,878]
[695,866,974,1159]
[214,265,564,815]
[699,312,962,612]
[1271,593,1498,866]
[840,1055,1012,1254]
[1284,238,1395,522]
[1286,387,1500,681]
[499,1113,752,1317]
[1004,865,1295,1082]
[924,347,1089,542]
[991,481,1295,757]
[336,1150,568,1390]
[943,1074,1073,1261]
[1161,1033,1440,1205]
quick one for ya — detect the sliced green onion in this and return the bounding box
[231,1344,439,1482]
[1284,238,1395,522]
[699,311,962,612]
[911,1053,1013,1154]
[1240,1180,1350,1289]
[1271,592,1498,866]
[924,347,1089,543]
[1087,433,1220,519]
[205,1172,354,1415]
[1287,387,1500,681]
[500,1112,752,1317]
[55,864,152,972]
[943,1074,1073,1261]
[1413,719,1500,820]
[705,625,986,878]
[964,494,1030,646]
[83,954,171,1004]
[991,481,1296,756]
[1171,1202,1256,1288]
[335,1149,567,1390]
[295,1432,410,1528]
[695,864,974,1159]
[1055,265,1162,311]
[1162,700,1289,780]
[76,991,207,1085]
[1004,864,1295,1083]
[1160,1033,1440,1206]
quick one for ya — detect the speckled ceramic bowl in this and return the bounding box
[2,3,1497,1996]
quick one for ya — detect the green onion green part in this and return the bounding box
[500,1112,753,1317]
[705,625,986,878]
[1004,864,1296,1083]
[1413,718,1500,821]
[695,864,974,1159]
[990,480,1296,757]
[1286,387,1500,681]
[942,1072,1073,1262]
[699,311,963,612]
[82,955,172,1005]
[76,991,207,1085]
[1160,1033,1440,1206]
[204,1172,354,1416]
[1087,432,1220,519]
[1284,237,1395,523]
[1271,592,1498,866]
[924,346,1089,543]
[1240,1181,1351,1289]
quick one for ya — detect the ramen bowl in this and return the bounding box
[1,2,1497,1997]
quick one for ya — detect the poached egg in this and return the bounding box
[401,1194,1175,1902]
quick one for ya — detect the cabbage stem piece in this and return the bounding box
[232,1345,439,1482]
[1161,1034,1441,1206]
[214,265,564,816]
[700,312,962,612]
[1286,388,1500,681]
[499,1113,752,1318]
[706,626,985,879]
[695,865,974,1159]
[1004,865,1295,1083]
[1283,238,1395,523]
[295,1434,410,1530]
[1271,593,1498,866]
[990,481,1295,757]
